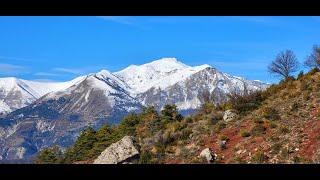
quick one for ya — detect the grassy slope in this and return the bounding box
[170,70,320,163]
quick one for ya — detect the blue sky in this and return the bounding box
[0,16,319,83]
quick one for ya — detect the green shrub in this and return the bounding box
[290,102,299,111]
[306,67,320,76]
[269,122,278,129]
[293,156,302,163]
[271,143,282,154]
[251,150,265,164]
[279,126,290,134]
[253,118,264,124]
[214,121,226,132]
[233,156,246,164]
[240,130,251,137]
[220,135,229,141]
[251,124,266,136]
[261,107,280,120]
[303,93,310,101]
[200,102,216,114]
[139,151,154,164]
[280,147,289,160]
[297,71,304,80]
[179,128,192,141]
[185,116,193,123]
[35,146,63,164]
[227,90,265,114]
[161,104,184,124]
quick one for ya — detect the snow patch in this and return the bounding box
[15,147,26,159]
[36,120,55,133]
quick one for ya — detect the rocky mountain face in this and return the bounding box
[135,66,268,112]
[0,57,268,161]
[0,70,142,161]
[0,76,85,116]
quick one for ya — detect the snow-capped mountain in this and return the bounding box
[115,58,211,94]
[0,76,85,115]
[115,58,268,111]
[37,69,142,121]
[0,57,269,161]
[0,70,142,161]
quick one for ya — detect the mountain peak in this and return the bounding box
[153,57,179,63]
[95,69,113,77]
[145,57,189,71]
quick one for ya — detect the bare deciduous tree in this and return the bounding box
[304,45,320,69]
[268,50,299,79]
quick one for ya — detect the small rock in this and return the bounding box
[236,149,246,155]
[236,150,242,155]
[219,140,227,150]
[175,147,181,156]
[223,110,238,122]
[199,148,216,163]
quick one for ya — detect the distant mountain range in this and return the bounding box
[0,58,268,161]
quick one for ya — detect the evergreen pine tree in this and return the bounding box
[35,145,63,164]
[63,127,97,162]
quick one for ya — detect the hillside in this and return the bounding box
[35,68,320,164]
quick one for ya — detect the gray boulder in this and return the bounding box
[93,136,140,164]
[223,110,237,122]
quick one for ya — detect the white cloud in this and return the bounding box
[32,79,59,82]
[52,65,110,75]
[0,56,33,62]
[96,16,149,30]
[34,72,60,77]
[0,63,27,75]
[52,68,84,75]
[96,16,136,25]
[211,60,268,70]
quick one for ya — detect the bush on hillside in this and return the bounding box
[261,107,280,120]
[139,151,154,164]
[227,90,265,115]
[35,145,63,164]
[297,71,304,80]
[251,150,266,163]
[161,104,184,124]
[251,124,266,136]
[240,130,251,137]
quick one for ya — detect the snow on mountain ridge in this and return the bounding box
[0,57,268,115]
[93,69,133,93]
[0,76,86,114]
[114,58,213,94]
[42,69,133,102]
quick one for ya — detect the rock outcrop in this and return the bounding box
[93,136,140,164]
